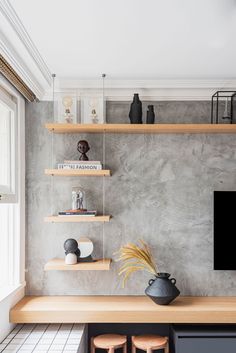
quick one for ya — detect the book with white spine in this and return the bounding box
[58,163,102,170]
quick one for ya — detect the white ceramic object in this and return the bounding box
[65,253,77,265]
[78,237,94,258]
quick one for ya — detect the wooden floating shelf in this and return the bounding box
[45,123,236,134]
[10,296,236,324]
[44,258,111,271]
[45,169,111,177]
[44,215,111,223]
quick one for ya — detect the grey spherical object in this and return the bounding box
[64,238,78,253]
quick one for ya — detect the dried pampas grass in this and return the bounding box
[115,240,158,287]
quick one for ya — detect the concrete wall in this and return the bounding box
[25,101,236,296]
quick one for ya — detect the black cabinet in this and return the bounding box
[172,325,236,353]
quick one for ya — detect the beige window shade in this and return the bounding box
[0,54,36,102]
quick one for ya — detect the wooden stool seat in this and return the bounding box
[132,334,169,353]
[91,334,127,353]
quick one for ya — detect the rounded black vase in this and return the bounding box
[129,93,143,124]
[145,272,180,305]
[146,105,155,124]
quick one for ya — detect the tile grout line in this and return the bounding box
[45,324,62,353]
[0,324,24,352]
[14,324,36,353]
[61,324,74,353]
[0,324,23,344]
[30,323,50,353]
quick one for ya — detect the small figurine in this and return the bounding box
[72,187,86,210]
[62,96,73,124]
[90,108,99,124]
[64,238,80,265]
[77,140,90,161]
[146,105,155,124]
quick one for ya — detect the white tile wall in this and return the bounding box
[0,324,86,353]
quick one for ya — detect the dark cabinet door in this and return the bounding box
[177,337,236,353]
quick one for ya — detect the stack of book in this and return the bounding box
[58,160,102,170]
[58,209,97,217]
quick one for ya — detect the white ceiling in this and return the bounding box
[8,0,236,81]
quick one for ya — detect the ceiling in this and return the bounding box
[8,0,236,81]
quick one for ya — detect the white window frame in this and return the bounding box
[0,88,17,203]
[0,74,25,341]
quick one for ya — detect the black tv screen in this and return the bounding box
[214,191,236,270]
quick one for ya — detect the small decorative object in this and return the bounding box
[62,96,74,123]
[71,187,86,210]
[129,93,143,124]
[64,238,80,264]
[65,253,77,265]
[77,140,90,161]
[91,108,98,124]
[77,237,94,262]
[146,105,155,124]
[81,74,106,124]
[145,272,180,305]
[55,93,77,123]
[81,96,105,124]
[64,238,79,254]
[211,91,236,124]
[116,240,180,305]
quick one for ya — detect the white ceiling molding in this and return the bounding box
[0,0,52,99]
[43,79,236,101]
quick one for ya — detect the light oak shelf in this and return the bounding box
[44,215,111,223]
[45,123,236,134]
[44,258,111,271]
[10,296,236,324]
[45,169,111,177]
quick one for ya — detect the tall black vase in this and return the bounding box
[129,93,142,124]
[146,105,155,124]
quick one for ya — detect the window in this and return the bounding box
[0,91,17,203]
[0,82,24,298]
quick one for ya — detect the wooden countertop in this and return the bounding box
[10,296,236,324]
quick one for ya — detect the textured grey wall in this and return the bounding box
[26,101,236,296]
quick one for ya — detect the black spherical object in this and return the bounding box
[146,105,155,124]
[129,93,143,124]
[64,238,78,254]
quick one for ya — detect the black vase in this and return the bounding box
[129,93,142,124]
[145,272,180,305]
[146,105,155,124]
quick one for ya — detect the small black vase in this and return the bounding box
[146,105,155,124]
[145,272,180,305]
[129,93,142,124]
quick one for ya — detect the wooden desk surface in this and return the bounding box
[10,296,236,324]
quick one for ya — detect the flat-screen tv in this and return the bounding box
[214,191,236,270]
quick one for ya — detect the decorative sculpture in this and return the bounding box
[77,140,90,161]
[62,96,74,124]
[129,93,143,124]
[63,237,94,264]
[72,187,86,210]
[64,238,80,264]
[146,105,155,124]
